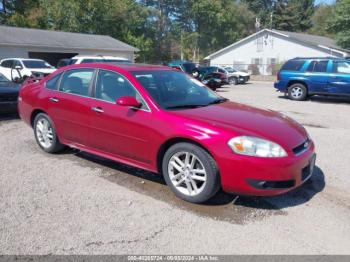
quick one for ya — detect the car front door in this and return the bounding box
[88,69,153,165]
[0,59,14,80]
[304,60,329,93]
[327,60,350,95]
[46,68,95,146]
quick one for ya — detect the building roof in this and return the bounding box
[274,30,348,53]
[205,29,349,59]
[0,25,138,52]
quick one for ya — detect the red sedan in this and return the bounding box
[18,63,316,203]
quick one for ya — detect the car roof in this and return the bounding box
[60,63,173,72]
[1,58,45,61]
[292,57,346,61]
[71,55,129,60]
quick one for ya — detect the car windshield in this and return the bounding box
[132,70,225,110]
[225,67,237,73]
[22,60,54,69]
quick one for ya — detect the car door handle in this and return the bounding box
[49,97,59,103]
[91,107,104,113]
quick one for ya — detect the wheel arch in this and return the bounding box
[156,137,215,175]
[30,109,47,127]
[287,80,308,90]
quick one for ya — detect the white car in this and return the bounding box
[223,66,250,85]
[57,55,131,68]
[0,58,56,81]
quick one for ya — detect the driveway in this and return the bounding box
[0,81,349,254]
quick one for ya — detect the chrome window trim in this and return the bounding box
[45,67,151,113]
[94,68,151,113]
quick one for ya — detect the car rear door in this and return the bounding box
[46,68,95,146]
[304,60,330,93]
[87,69,153,165]
[327,60,350,95]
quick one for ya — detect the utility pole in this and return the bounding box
[180,30,184,60]
[270,11,273,29]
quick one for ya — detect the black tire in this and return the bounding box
[288,83,308,101]
[162,142,220,203]
[229,77,238,85]
[33,113,65,153]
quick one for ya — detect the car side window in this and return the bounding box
[95,70,148,110]
[59,69,94,96]
[307,61,328,73]
[46,73,62,90]
[218,68,225,73]
[333,61,350,74]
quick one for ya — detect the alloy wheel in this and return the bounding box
[291,86,303,99]
[168,151,207,196]
[36,118,54,149]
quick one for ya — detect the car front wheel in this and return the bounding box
[229,77,238,85]
[288,83,307,101]
[34,113,65,153]
[162,142,220,203]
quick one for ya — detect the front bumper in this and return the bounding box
[239,76,250,83]
[218,142,316,196]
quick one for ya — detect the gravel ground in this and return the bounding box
[0,81,350,255]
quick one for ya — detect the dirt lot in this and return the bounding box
[1,81,350,255]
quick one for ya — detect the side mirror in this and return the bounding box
[116,96,142,109]
[14,65,23,70]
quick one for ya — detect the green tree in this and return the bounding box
[176,0,255,61]
[241,0,275,28]
[309,4,334,37]
[273,0,314,31]
[327,0,350,49]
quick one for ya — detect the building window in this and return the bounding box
[252,58,262,65]
[267,58,277,65]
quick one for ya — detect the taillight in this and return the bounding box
[277,71,281,81]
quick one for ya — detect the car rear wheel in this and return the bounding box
[34,113,65,153]
[288,83,307,101]
[162,142,220,203]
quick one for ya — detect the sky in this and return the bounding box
[315,0,336,5]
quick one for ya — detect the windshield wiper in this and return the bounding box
[207,98,228,105]
[166,104,207,110]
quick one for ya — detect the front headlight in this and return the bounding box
[228,136,287,158]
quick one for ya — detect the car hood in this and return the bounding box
[171,101,307,149]
[0,81,20,93]
[227,71,250,77]
[237,71,250,76]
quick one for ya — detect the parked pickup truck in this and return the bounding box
[275,57,350,100]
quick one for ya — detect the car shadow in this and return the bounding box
[68,151,326,223]
[72,150,325,210]
[0,113,19,121]
[233,166,325,210]
[278,95,350,104]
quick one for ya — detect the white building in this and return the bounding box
[205,29,350,75]
[0,25,138,66]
